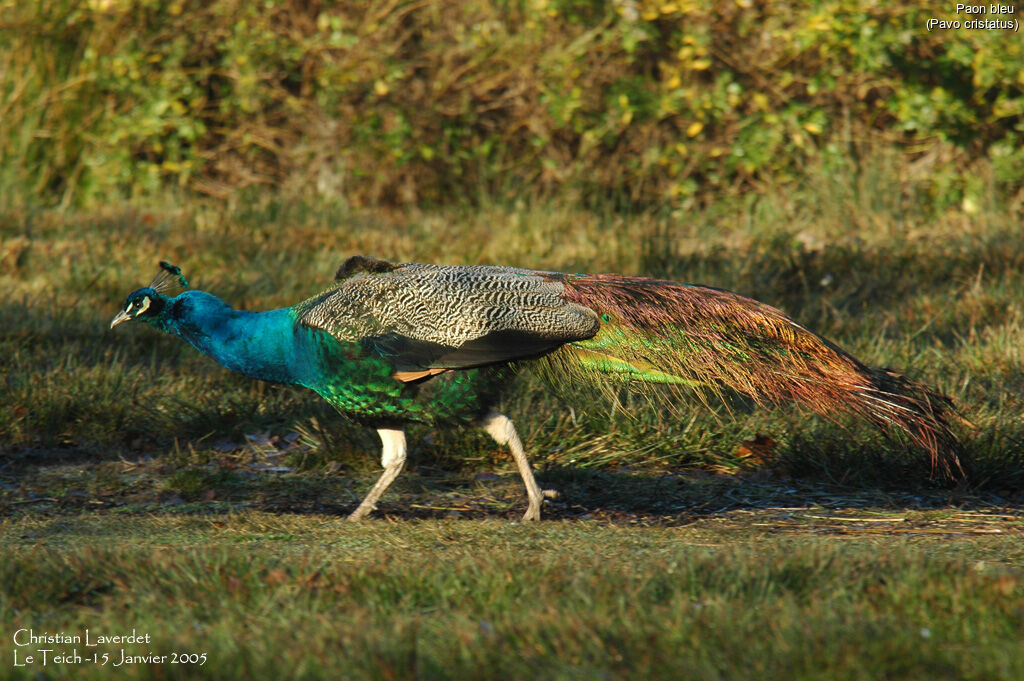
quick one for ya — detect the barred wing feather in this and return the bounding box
[294,261,600,374]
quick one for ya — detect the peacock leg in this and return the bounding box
[481,411,544,521]
[348,428,407,521]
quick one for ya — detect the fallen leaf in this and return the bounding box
[736,433,777,464]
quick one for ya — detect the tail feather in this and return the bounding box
[543,274,965,478]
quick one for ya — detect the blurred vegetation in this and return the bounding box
[2,0,1022,209]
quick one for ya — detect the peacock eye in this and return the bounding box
[132,296,152,316]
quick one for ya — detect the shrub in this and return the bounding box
[1,0,1021,208]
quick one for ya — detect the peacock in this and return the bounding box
[111,257,963,520]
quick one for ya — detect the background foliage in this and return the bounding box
[2,0,1022,209]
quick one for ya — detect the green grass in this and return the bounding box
[2,514,1023,680]
[2,157,1023,678]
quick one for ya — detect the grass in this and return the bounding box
[1,157,1023,678]
[2,514,1023,680]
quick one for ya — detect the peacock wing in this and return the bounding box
[294,261,601,377]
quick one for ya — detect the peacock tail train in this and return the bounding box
[535,273,964,478]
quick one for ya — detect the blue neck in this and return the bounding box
[150,291,319,386]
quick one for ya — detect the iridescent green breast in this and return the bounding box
[287,314,512,427]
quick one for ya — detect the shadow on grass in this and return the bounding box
[3,445,1022,528]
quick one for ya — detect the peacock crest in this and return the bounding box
[149,261,188,295]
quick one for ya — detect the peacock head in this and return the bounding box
[110,261,188,329]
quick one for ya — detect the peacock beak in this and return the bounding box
[110,309,132,329]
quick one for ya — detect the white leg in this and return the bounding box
[348,428,407,521]
[481,411,544,521]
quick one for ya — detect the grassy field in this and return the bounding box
[2,159,1023,678]
[3,513,1023,680]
